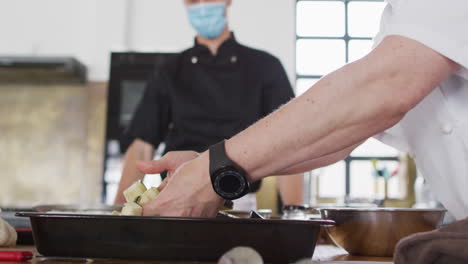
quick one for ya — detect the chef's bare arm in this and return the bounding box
[226,35,459,181]
[114,139,155,204]
[277,173,304,205]
[137,35,459,218]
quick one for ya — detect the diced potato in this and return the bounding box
[137,187,160,205]
[123,180,147,203]
[121,202,142,216]
[116,180,159,216]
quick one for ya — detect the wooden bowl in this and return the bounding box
[320,208,445,257]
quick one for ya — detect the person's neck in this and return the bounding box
[196,26,231,56]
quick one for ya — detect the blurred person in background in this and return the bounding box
[114,0,304,210]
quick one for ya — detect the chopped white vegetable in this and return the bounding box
[121,202,143,216]
[123,180,147,203]
[117,181,160,216]
[137,187,160,205]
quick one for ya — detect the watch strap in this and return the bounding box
[209,140,236,175]
[209,140,250,200]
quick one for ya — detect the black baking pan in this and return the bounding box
[17,212,334,263]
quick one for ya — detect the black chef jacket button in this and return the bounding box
[231,56,237,63]
[191,56,198,64]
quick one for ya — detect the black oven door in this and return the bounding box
[103,52,177,202]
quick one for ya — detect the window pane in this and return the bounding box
[350,160,399,199]
[348,39,373,62]
[297,1,345,37]
[296,78,319,96]
[105,183,118,205]
[296,39,346,75]
[318,161,345,197]
[387,173,405,199]
[348,1,386,37]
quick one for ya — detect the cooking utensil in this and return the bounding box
[320,208,445,257]
[249,210,265,219]
[223,209,272,219]
[0,251,33,261]
[17,212,333,264]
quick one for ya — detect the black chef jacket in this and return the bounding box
[125,34,294,191]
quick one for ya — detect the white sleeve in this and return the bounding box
[374,0,468,79]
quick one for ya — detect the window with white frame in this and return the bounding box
[295,0,402,201]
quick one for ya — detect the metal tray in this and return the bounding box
[1,205,123,245]
[17,212,334,263]
[32,204,123,214]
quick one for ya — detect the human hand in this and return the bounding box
[139,152,223,217]
[137,150,199,192]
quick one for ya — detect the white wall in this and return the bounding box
[0,0,295,83]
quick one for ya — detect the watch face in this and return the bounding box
[214,168,247,199]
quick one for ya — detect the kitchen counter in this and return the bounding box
[1,245,393,263]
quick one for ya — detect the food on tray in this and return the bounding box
[115,181,161,216]
[121,202,143,216]
[123,180,147,203]
[137,187,160,205]
[0,208,17,246]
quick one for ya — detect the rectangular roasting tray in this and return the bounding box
[16,212,334,264]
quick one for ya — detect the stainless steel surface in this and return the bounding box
[256,209,272,219]
[1,204,122,228]
[1,208,33,228]
[282,205,309,220]
[224,210,252,219]
[220,210,272,219]
[320,208,445,257]
[33,204,122,214]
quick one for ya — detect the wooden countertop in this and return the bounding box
[2,245,393,263]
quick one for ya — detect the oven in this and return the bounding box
[103,52,177,203]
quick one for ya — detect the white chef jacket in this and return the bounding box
[233,193,257,211]
[373,0,468,220]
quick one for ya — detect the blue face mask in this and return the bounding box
[187,2,227,39]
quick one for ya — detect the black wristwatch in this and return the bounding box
[209,140,250,200]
